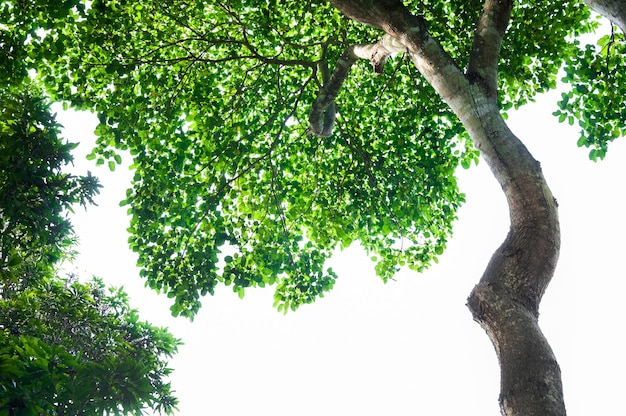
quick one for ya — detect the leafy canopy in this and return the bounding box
[554,29,626,160]
[0,81,101,270]
[0,72,180,414]
[0,276,180,416]
[4,0,622,317]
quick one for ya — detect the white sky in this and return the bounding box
[55,83,626,415]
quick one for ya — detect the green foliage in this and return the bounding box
[498,1,596,111]
[0,79,180,414]
[12,0,469,316]
[404,1,596,112]
[0,0,86,85]
[554,28,626,161]
[0,275,180,415]
[0,82,101,278]
[4,0,618,316]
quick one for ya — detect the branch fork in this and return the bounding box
[308,34,406,137]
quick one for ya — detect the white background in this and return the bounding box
[56,83,626,415]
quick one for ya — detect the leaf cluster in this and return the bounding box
[33,0,470,316]
[0,0,87,85]
[498,1,595,112]
[0,276,180,415]
[0,77,180,413]
[0,82,101,274]
[554,29,626,160]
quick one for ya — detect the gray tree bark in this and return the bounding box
[316,1,564,415]
[584,0,626,34]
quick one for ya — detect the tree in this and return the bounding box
[5,0,624,415]
[0,276,180,416]
[0,81,100,282]
[0,82,180,414]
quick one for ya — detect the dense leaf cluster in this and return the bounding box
[9,0,469,316]
[555,29,626,160]
[1,83,100,269]
[3,0,618,317]
[1,276,179,415]
[498,1,595,110]
[1,58,180,414]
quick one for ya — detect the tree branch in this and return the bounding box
[325,2,565,415]
[311,1,471,137]
[308,35,407,137]
[467,0,514,96]
[584,0,626,34]
[307,48,356,137]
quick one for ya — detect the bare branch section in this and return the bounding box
[328,0,410,31]
[467,0,514,96]
[308,35,407,137]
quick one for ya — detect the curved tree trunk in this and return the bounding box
[323,1,564,415]
[462,95,563,416]
[424,69,563,416]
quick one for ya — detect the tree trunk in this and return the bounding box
[430,73,563,416]
[462,94,563,416]
[584,0,626,34]
[326,1,564,415]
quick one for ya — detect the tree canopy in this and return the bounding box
[0,81,100,274]
[0,77,180,415]
[3,0,625,414]
[5,0,622,318]
[0,276,179,415]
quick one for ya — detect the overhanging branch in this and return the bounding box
[584,0,626,34]
[308,35,407,137]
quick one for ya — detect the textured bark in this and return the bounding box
[308,49,356,137]
[325,1,564,415]
[462,95,563,416]
[584,0,626,34]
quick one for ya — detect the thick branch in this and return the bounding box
[467,0,514,96]
[328,0,412,31]
[584,0,626,34]
[311,2,470,136]
[308,35,406,137]
[308,49,356,137]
